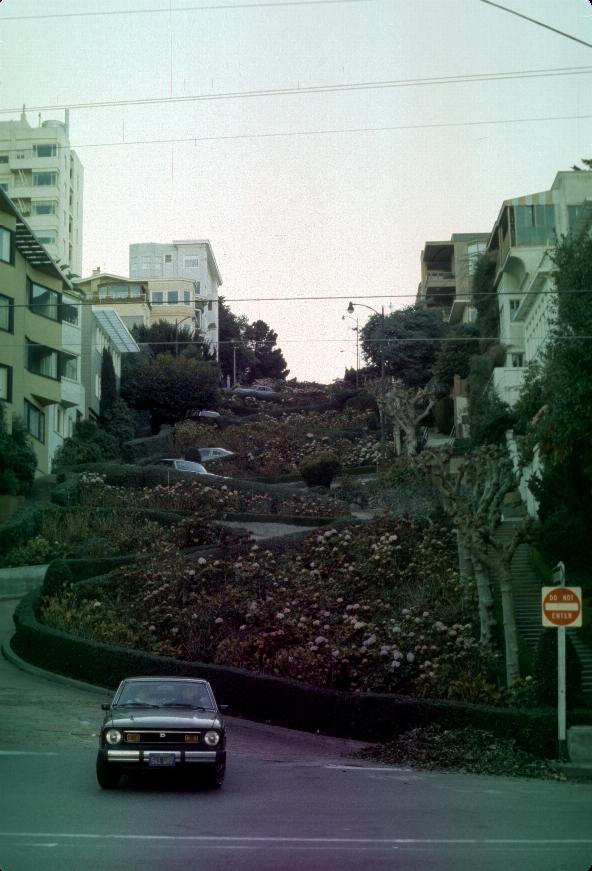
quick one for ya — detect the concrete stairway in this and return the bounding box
[496,519,592,692]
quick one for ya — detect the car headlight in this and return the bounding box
[204,730,220,747]
[105,729,122,745]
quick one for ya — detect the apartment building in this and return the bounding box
[80,305,140,421]
[417,232,490,324]
[74,271,152,333]
[0,189,84,476]
[487,170,592,407]
[0,109,83,277]
[129,240,222,356]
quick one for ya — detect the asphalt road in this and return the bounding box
[1,598,592,871]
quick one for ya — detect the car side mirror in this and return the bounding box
[101,703,111,711]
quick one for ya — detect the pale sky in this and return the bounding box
[1,0,591,381]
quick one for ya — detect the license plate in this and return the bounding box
[148,753,176,768]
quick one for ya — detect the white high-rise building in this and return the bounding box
[0,108,84,277]
[129,240,222,356]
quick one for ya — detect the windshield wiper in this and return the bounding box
[159,703,214,710]
[116,702,160,708]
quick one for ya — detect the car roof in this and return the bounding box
[120,676,210,685]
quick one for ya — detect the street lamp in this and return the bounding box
[174,314,197,357]
[347,301,386,464]
[342,313,359,388]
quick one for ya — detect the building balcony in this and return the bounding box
[60,377,83,409]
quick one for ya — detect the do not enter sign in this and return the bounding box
[541,586,582,628]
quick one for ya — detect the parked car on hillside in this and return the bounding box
[197,409,221,419]
[198,447,235,463]
[96,676,227,789]
[155,459,209,475]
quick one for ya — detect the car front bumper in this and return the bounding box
[99,748,226,766]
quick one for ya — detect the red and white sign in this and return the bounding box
[541,586,582,628]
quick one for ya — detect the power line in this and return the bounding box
[5,288,592,311]
[1,110,585,153]
[0,0,375,22]
[1,65,591,115]
[479,0,592,50]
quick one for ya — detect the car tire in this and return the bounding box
[96,757,120,790]
[204,760,225,789]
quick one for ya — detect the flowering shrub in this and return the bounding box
[170,412,378,479]
[41,517,498,700]
[77,473,345,519]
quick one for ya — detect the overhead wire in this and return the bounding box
[478,0,592,50]
[1,65,592,115]
[0,0,376,22]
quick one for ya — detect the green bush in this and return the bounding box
[0,504,47,557]
[42,559,74,597]
[0,411,37,496]
[52,419,119,470]
[298,451,341,488]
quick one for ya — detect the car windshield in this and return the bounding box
[116,681,215,709]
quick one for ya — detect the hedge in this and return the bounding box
[12,589,558,757]
[0,503,49,555]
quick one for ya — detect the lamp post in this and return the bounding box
[174,314,197,357]
[347,301,386,463]
[342,313,359,387]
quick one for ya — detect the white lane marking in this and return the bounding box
[325,764,413,772]
[1,833,592,845]
[0,751,59,756]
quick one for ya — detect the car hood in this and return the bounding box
[104,707,222,730]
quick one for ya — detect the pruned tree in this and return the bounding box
[421,445,532,687]
[370,379,436,456]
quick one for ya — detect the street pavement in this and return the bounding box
[2,597,592,871]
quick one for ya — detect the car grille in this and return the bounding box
[124,730,202,744]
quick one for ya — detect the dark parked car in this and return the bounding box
[96,677,227,789]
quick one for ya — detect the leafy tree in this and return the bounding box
[217,297,255,384]
[432,323,481,396]
[517,232,592,572]
[243,319,289,382]
[121,352,219,430]
[471,254,499,346]
[0,407,37,495]
[132,319,199,358]
[99,349,117,422]
[360,305,445,389]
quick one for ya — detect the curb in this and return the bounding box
[1,638,111,696]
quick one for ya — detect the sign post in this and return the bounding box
[541,569,582,761]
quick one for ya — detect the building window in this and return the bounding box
[0,294,14,332]
[55,406,64,435]
[36,231,57,246]
[25,399,45,442]
[207,301,213,311]
[32,200,58,215]
[60,299,79,325]
[466,307,478,324]
[511,353,524,368]
[29,280,61,321]
[27,340,59,380]
[0,154,8,164]
[467,241,487,275]
[509,299,520,319]
[167,290,179,305]
[60,353,78,381]
[0,363,12,401]
[33,171,58,187]
[183,290,191,305]
[183,256,199,269]
[194,281,201,295]
[0,225,14,264]
[33,143,57,158]
[15,151,25,160]
[151,291,164,305]
[164,254,173,263]
[514,204,555,246]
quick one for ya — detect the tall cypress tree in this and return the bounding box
[99,348,118,422]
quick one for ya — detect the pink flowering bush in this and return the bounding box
[40,517,497,700]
